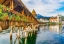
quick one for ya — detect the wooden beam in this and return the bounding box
[3,0,10,6]
[10,0,14,10]
[22,10,24,15]
[0,0,5,4]
[6,2,10,6]
[2,0,7,4]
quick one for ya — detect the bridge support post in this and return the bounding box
[32,25,36,33]
[22,27,23,31]
[30,25,33,37]
[21,27,23,37]
[30,32,33,37]
[10,26,13,39]
[13,25,15,33]
[27,25,33,37]
[24,26,28,37]
[25,37,27,44]
[10,26,13,43]
[27,26,30,36]
[17,27,20,38]
[0,26,2,32]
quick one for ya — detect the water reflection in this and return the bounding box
[1,25,64,44]
[49,25,62,34]
[14,32,37,44]
[36,25,64,44]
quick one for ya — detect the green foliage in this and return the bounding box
[0,15,5,20]
[0,9,2,13]
[0,4,28,22]
[48,22,57,25]
[0,13,2,16]
[6,7,10,10]
[15,15,21,21]
[3,13,8,17]
[9,15,14,20]
[21,17,28,22]
[0,4,4,9]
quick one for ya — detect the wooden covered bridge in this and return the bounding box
[0,0,39,40]
[0,0,39,29]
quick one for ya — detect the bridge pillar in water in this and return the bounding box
[30,25,33,37]
[25,37,27,44]
[17,27,20,38]
[26,25,32,37]
[27,26,30,36]
[31,24,38,33]
[22,26,28,38]
[10,26,13,41]
[24,26,28,44]
[21,27,23,37]
[22,27,23,31]
[0,25,2,32]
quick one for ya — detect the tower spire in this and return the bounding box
[32,9,36,17]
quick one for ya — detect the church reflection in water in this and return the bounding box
[49,25,62,34]
[38,25,64,34]
[1,25,64,44]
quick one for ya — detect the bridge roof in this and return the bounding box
[0,0,39,24]
[0,0,27,12]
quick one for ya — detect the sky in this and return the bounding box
[21,0,64,16]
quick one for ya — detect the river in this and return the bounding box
[0,25,64,44]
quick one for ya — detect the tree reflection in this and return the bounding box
[21,31,37,44]
[10,31,37,44]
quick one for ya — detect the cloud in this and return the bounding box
[21,0,64,16]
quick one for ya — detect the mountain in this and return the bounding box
[36,14,50,20]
